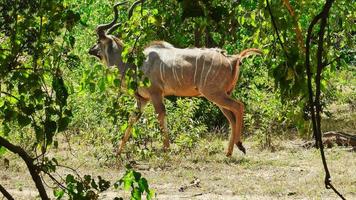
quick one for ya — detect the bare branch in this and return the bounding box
[0,184,14,200]
[0,136,49,200]
[305,0,345,198]
[0,91,20,101]
[266,0,290,61]
[128,0,145,19]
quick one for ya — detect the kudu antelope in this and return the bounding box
[89,2,262,156]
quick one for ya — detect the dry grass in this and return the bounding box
[1,135,355,200]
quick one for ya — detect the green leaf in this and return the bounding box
[114,78,121,87]
[98,176,110,192]
[69,35,75,48]
[91,179,98,190]
[0,146,7,157]
[21,104,35,115]
[0,98,4,107]
[131,187,141,200]
[143,77,151,87]
[138,178,149,192]
[66,174,75,184]
[44,120,57,145]
[132,127,138,138]
[147,189,155,200]
[57,117,70,132]
[132,171,141,181]
[52,76,68,106]
[53,188,65,199]
[98,78,106,92]
[123,171,134,191]
[17,114,31,127]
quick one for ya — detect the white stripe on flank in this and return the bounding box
[162,61,165,80]
[203,53,215,87]
[211,54,222,82]
[159,61,164,82]
[193,55,199,84]
[180,63,184,82]
[173,66,182,86]
[199,56,206,86]
[172,52,182,86]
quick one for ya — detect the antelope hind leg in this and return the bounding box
[218,106,236,157]
[234,101,246,154]
[150,93,170,150]
[204,92,245,156]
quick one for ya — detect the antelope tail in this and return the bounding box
[227,48,262,94]
[238,48,263,61]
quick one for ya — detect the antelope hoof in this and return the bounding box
[117,146,124,156]
[163,145,170,152]
[225,151,232,157]
[116,149,122,157]
[163,140,170,150]
[236,142,246,154]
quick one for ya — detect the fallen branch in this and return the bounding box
[302,131,356,150]
[179,177,201,192]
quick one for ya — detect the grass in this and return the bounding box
[1,134,355,200]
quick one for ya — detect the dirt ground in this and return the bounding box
[1,137,355,200]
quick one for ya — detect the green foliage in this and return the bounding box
[114,165,154,200]
[50,165,153,200]
[54,174,110,200]
[0,0,79,149]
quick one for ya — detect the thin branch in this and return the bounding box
[266,0,290,61]
[0,48,11,52]
[0,91,20,101]
[42,170,68,191]
[0,184,14,200]
[11,67,52,73]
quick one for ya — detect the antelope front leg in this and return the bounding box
[117,111,142,155]
[117,96,147,156]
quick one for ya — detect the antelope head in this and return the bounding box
[89,2,127,68]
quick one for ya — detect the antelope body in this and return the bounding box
[89,2,262,156]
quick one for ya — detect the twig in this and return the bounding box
[0,91,20,101]
[266,0,290,61]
